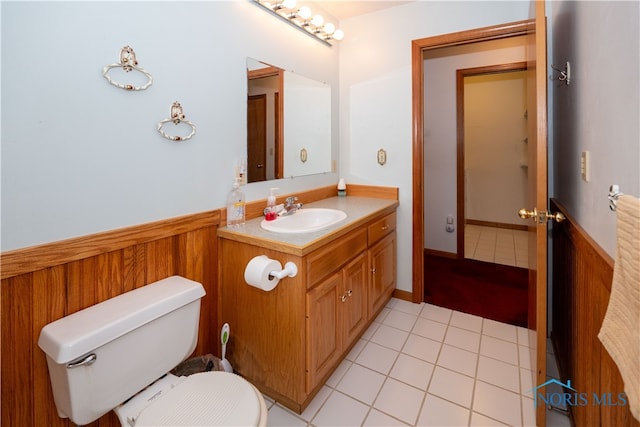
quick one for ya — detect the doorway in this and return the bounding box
[247,94,267,182]
[247,67,283,182]
[457,64,529,268]
[427,63,531,326]
[411,11,549,425]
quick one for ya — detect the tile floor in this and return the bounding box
[464,225,528,268]
[262,298,571,426]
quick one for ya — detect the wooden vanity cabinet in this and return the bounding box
[368,212,397,315]
[218,208,396,413]
[306,246,369,393]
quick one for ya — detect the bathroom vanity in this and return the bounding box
[217,196,397,413]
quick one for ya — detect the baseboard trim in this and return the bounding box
[424,248,458,259]
[392,289,413,302]
[465,219,527,231]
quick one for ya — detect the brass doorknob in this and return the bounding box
[518,208,565,223]
[546,212,566,222]
[518,208,537,219]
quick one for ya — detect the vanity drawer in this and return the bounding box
[367,212,396,244]
[306,228,367,288]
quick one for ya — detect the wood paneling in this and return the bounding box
[551,199,639,427]
[1,210,220,427]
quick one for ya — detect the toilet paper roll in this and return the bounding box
[244,255,282,291]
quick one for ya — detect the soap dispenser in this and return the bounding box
[265,188,279,221]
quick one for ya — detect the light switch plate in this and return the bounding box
[581,151,591,182]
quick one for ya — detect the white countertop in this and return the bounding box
[217,196,398,255]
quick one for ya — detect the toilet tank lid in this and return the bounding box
[38,276,206,364]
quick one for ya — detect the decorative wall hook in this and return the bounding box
[608,184,624,211]
[550,61,571,85]
[157,102,196,142]
[103,46,153,91]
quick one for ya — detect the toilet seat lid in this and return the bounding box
[135,371,262,426]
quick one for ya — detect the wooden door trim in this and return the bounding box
[530,2,548,425]
[455,62,527,259]
[411,19,534,303]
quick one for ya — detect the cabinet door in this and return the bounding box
[342,253,369,347]
[369,232,397,316]
[306,272,342,392]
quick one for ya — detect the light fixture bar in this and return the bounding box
[252,0,343,47]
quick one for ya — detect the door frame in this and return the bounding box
[411,19,535,301]
[455,62,527,259]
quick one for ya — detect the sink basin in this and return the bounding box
[260,208,347,234]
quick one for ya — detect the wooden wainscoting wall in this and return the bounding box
[550,199,639,427]
[0,183,398,426]
[1,210,220,427]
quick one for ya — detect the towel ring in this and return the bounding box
[157,102,196,142]
[103,46,153,91]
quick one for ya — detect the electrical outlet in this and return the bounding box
[446,215,454,232]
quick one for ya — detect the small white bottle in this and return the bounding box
[337,178,347,197]
[226,178,245,228]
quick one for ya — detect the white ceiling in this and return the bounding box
[310,1,414,20]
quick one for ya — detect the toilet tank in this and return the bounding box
[38,275,206,426]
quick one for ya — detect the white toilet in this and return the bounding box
[38,275,268,426]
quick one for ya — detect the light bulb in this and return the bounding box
[323,22,335,35]
[311,14,324,27]
[333,29,344,41]
[298,6,311,20]
[282,0,296,9]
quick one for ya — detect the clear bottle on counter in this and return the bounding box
[226,178,245,228]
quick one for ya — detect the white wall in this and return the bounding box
[339,2,530,291]
[465,71,529,227]
[549,0,640,257]
[1,1,340,251]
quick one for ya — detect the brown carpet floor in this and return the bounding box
[424,254,528,327]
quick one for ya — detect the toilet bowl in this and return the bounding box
[115,371,267,426]
[38,276,268,426]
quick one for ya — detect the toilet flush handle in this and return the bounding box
[66,353,97,369]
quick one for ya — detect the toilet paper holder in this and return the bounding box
[269,262,298,280]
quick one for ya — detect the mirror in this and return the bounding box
[247,58,332,183]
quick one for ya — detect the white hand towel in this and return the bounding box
[598,194,640,421]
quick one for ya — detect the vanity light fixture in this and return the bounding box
[253,0,344,47]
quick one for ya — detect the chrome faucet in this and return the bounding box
[282,196,303,216]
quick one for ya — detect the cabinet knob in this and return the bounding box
[381,225,389,231]
[340,290,353,303]
[370,268,376,274]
